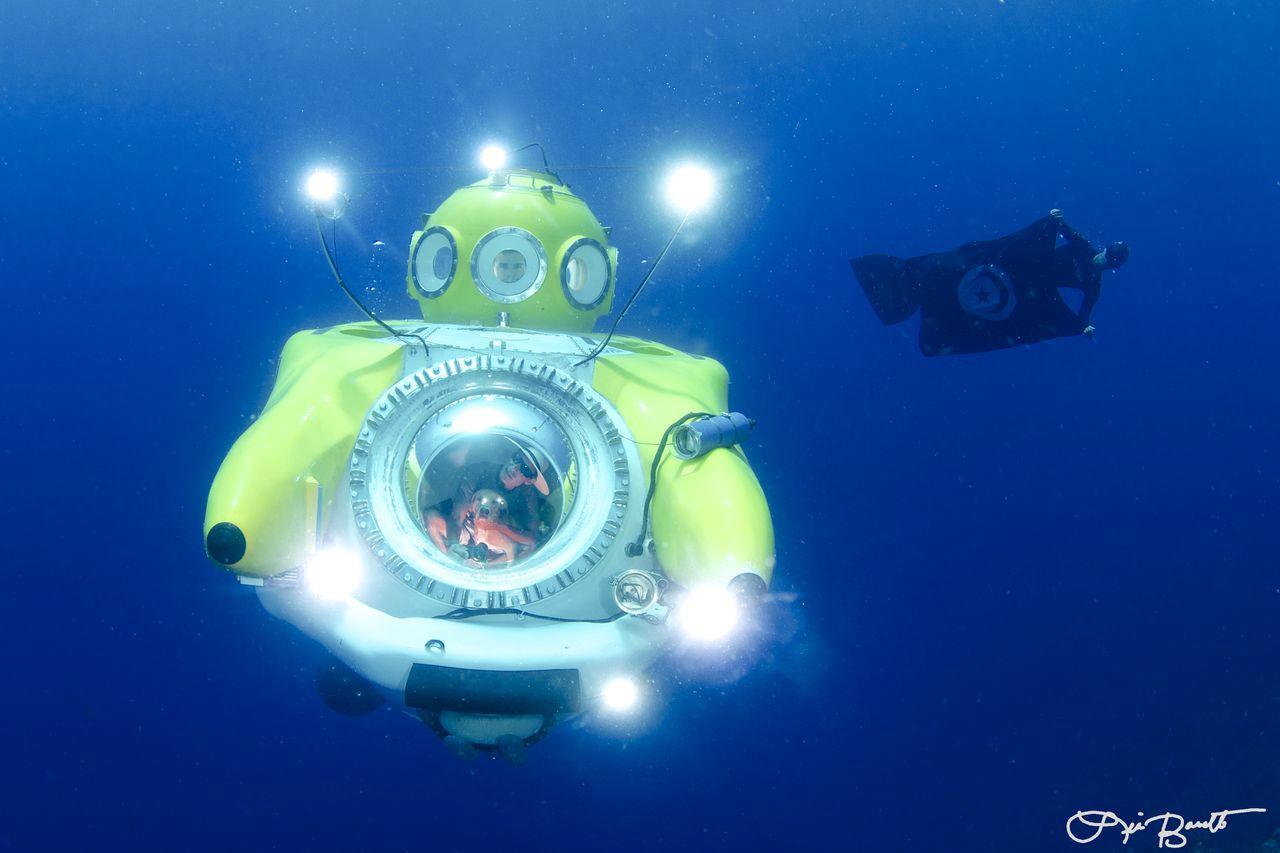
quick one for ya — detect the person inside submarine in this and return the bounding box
[420,439,555,565]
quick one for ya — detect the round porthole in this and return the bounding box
[408,395,577,571]
[411,227,457,299]
[560,238,612,310]
[348,355,643,615]
[470,227,548,303]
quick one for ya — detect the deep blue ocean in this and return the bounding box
[2,2,1278,850]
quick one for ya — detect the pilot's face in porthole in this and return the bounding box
[494,249,527,284]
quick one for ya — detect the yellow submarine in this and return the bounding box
[203,147,775,760]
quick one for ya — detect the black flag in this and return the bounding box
[851,215,1115,356]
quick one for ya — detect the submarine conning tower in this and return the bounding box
[407,169,618,331]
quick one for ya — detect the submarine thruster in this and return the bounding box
[203,147,776,757]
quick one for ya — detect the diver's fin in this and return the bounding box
[849,254,923,325]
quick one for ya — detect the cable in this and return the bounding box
[347,162,753,178]
[573,211,691,367]
[438,607,627,625]
[511,142,556,179]
[626,411,713,557]
[314,215,430,355]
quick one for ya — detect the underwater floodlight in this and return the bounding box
[305,168,348,219]
[480,144,509,172]
[664,164,715,213]
[305,548,361,600]
[672,412,756,460]
[601,677,641,713]
[676,584,740,642]
[306,169,340,202]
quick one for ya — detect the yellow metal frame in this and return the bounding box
[590,337,775,588]
[206,325,774,590]
[203,325,402,577]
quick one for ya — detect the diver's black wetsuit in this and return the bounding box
[851,211,1129,356]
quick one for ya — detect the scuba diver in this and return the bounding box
[850,210,1130,356]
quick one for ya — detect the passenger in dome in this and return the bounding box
[422,443,551,561]
[450,489,536,564]
[496,446,550,535]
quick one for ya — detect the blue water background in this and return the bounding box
[1,2,1278,850]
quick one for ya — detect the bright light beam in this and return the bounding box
[306,169,341,202]
[305,549,361,600]
[479,144,509,172]
[601,677,641,712]
[675,584,740,642]
[664,164,715,213]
